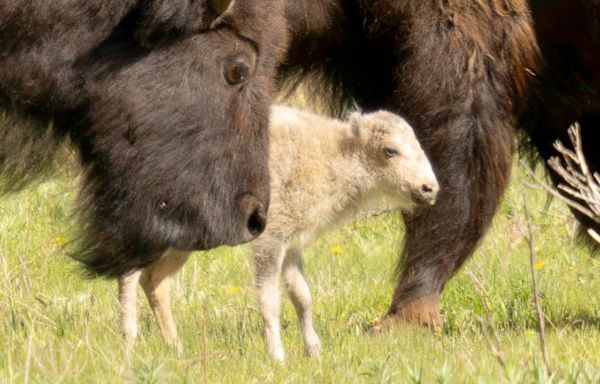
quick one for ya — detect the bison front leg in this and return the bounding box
[139,249,191,355]
[382,118,513,329]
[369,2,537,330]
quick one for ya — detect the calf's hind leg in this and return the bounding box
[140,249,191,354]
[282,248,321,358]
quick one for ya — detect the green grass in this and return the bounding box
[1,160,600,383]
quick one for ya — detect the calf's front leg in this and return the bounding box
[282,247,320,358]
[119,269,142,356]
[253,240,286,362]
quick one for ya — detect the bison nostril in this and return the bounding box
[247,206,267,237]
[237,193,268,243]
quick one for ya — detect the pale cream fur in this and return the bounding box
[253,106,437,361]
[119,249,190,356]
[117,105,438,359]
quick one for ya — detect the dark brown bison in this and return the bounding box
[523,0,600,235]
[281,0,599,329]
[0,0,288,277]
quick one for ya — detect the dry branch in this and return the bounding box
[546,123,600,231]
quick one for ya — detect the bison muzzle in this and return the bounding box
[0,0,288,277]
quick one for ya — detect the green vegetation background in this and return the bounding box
[1,151,599,383]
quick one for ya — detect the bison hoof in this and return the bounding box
[368,294,443,333]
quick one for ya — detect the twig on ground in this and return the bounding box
[24,321,35,384]
[464,271,506,369]
[203,294,209,384]
[522,202,552,374]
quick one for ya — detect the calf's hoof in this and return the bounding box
[369,294,443,334]
[268,346,286,363]
[304,339,321,358]
[164,337,184,357]
[174,340,184,357]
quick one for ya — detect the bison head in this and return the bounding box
[0,0,288,276]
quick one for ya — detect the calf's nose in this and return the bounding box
[413,181,439,206]
[238,193,268,242]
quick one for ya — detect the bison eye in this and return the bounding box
[223,58,251,85]
[385,147,399,158]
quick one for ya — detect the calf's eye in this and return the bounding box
[223,58,251,85]
[384,147,399,158]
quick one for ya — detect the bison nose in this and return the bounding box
[413,182,439,206]
[247,205,267,237]
[238,194,267,242]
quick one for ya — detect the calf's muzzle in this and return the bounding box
[412,181,439,206]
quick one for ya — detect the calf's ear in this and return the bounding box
[348,112,363,138]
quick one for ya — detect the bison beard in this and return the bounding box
[281,0,540,327]
[0,1,288,277]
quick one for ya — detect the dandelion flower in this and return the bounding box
[330,245,343,255]
[51,236,69,246]
[534,261,544,271]
[228,286,242,295]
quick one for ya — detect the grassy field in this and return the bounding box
[1,157,600,383]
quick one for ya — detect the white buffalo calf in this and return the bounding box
[254,106,438,362]
[117,106,438,359]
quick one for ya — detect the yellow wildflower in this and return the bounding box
[228,286,242,295]
[534,261,545,271]
[330,246,343,255]
[51,236,69,246]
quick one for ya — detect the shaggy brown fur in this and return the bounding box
[0,0,288,277]
[522,0,600,246]
[281,0,540,327]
